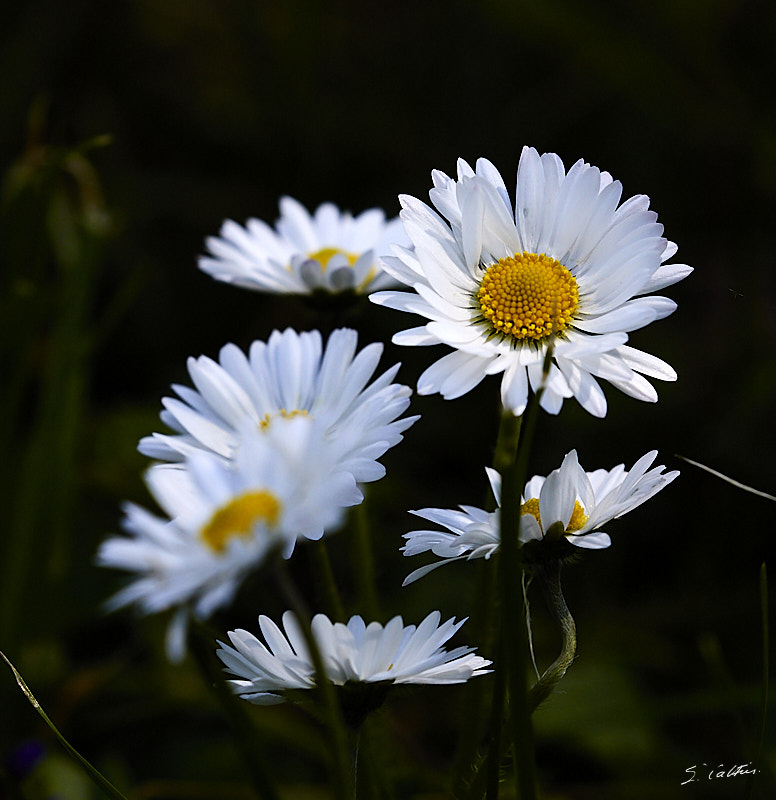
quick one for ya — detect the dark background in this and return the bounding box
[2,1,775,798]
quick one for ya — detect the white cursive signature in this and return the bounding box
[681,762,758,785]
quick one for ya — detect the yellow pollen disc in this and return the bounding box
[520,498,589,535]
[308,247,360,271]
[259,408,309,431]
[476,252,579,342]
[565,501,589,534]
[200,490,281,553]
[520,498,541,523]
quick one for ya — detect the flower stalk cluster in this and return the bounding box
[96,146,688,798]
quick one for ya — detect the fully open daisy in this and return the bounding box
[402,450,679,583]
[371,147,692,416]
[139,327,419,484]
[99,418,361,661]
[199,196,407,295]
[216,610,491,710]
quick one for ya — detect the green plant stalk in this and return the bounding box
[499,409,539,800]
[275,561,354,799]
[189,622,281,800]
[527,560,576,712]
[455,412,516,798]
[452,557,500,798]
[0,146,106,650]
[483,414,522,800]
[311,538,347,621]
[1,650,128,800]
[483,631,507,800]
[483,406,541,800]
[350,501,380,621]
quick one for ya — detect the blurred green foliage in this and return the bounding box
[1,0,776,797]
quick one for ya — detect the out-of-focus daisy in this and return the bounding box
[216,610,491,716]
[99,418,361,661]
[371,147,692,417]
[402,450,679,583]
[199,196,407,295]
[139,327,419,484]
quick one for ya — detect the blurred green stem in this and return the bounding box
[274,561,354,799]
[350,500,379,621]
[189,621,281,800]
[0,137,106,649]
[311,539,346,621]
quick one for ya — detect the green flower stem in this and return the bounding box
[1,650,128,800]
[484,630,507,800]
[350,501,380,621]
[311,538,347,621]
[485,406,542,800]
[188,622,280,800]
[274,561,354,799]
[452,558,499,798]
[498,417,538,800]
[526,560,577,713]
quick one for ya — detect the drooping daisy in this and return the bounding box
[216,610,491,716]
[199,196,407,295]
[402,450,679,583]
[371,147,693,417]
[138,327,419,484]
[99,417,362,661]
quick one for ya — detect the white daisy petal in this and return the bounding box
[372,147,690,416]
[417,350,490,399]
[540,450,579,530]
[640,263,694,294]
[99,413,364,661]
[567,531,611,549]
[402,451,677,580]
[216,611,491,704]
[138,328,417,486]
[199,197,407,295]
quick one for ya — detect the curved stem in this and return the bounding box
[527,560,577,713]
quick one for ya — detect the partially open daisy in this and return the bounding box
[139,328,419,484]
[402,450,679,583]
[371,147,692,416]
[199,196,407,295]
[216,610,491,713]
[99,418,361,661]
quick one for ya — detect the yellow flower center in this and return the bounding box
[200,490,282,553]
[308,247,360,271]
[476,252,579,342]
[259,408,309,431]
[520,497,589,534]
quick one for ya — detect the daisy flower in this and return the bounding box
[199,196,407,295]
[371,147,693,417]
[138,327,419,484]
[402,450,679,583]
[216,610,491,711]
[98,417,362,661]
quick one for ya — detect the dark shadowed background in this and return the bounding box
[2,1,776,798]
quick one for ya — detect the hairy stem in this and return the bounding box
[527,560,577,712]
